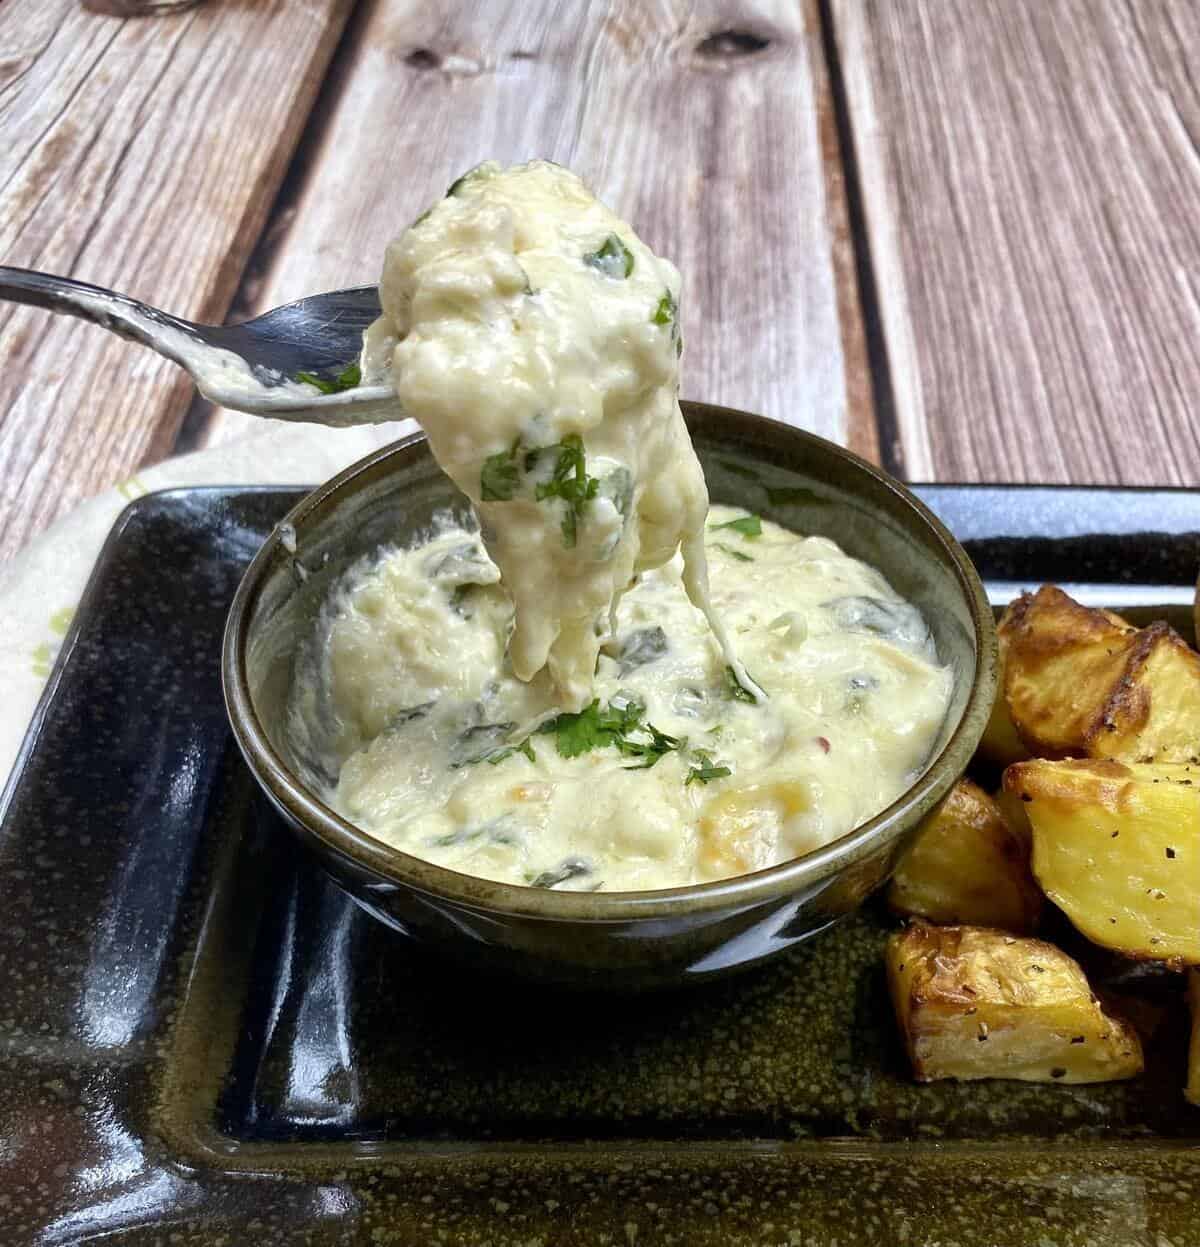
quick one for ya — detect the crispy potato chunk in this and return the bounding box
[1006,759,1200,966]
[1187,972,1199,1107]
[978,637,1029,766]
[888,779,1042,932]
[993,784,1032,849]
[999,586,1200,762]
[887,923,1143,1083]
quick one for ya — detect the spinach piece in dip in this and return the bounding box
[826,596,930,648]
[529,856,593,889]
[616,626,669,674]
[584,233,635,278]
[451,723,529,768]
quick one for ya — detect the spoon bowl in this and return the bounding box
[0,266,397,421]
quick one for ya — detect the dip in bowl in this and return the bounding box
[223,405,997,989]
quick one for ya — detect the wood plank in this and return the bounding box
[831,0,1200,484]
[0,0,354,561]
[192,0,874,465]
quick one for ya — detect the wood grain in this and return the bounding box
[831,0,1200,484]
[192,0,871,463]
[0,0,353,561]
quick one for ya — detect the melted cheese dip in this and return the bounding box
[361,160,745,711]
[288,507,953,891]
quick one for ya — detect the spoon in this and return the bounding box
[0,266,400,424]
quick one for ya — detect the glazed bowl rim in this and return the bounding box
[222,404,997,922]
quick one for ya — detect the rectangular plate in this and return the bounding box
[1,485,1197,1246]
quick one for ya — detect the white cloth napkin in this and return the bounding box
[0,417,416,786]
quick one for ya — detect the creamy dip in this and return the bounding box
[360,159,748,711]
[287,507,953,891]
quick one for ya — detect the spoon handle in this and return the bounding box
[0,265,195,351]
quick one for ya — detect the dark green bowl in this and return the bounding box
[222,403,997,988]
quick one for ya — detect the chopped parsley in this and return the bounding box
[714,542,753,562]
[480,434,604,547]
[533,434,600,548]
[618,723,683,770]
[480,440,521,501]
[538,695,682,769]
[540,696,642,758]
[584,233,634,278]
[686,749,732,786]
[652,289,678,328]
[709,513,762,539]
[295,361,361,394]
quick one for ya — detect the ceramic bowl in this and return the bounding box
[222,403,997,989]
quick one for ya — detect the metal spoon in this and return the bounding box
[0,266,400,424]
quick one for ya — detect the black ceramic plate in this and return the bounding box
[1,484,1198,1246]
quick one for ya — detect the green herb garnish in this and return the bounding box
[539,695,681,770]
[540,696,640,758]
[714,543,753,562]
[709,513,762,539]
[652,290,677,327]
[295,361,361,394]
[685,750,732,786]
[584,234,635,279]
[480,440,521,501]
[687,763,732,786]
[618,723,683,770]
[533,434,600,548]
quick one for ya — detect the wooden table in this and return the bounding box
[2,0,1199,564]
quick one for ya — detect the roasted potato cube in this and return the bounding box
[887,923,1143,1083]
[993,784,1033,849]
[978,637,1029,766]
[1006,759,1200,966]
[1187,972,1199,1107]
[1000,586,1200,762]
[888,779,1042,932]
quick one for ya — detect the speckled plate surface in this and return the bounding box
[1,484,1198,1246]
